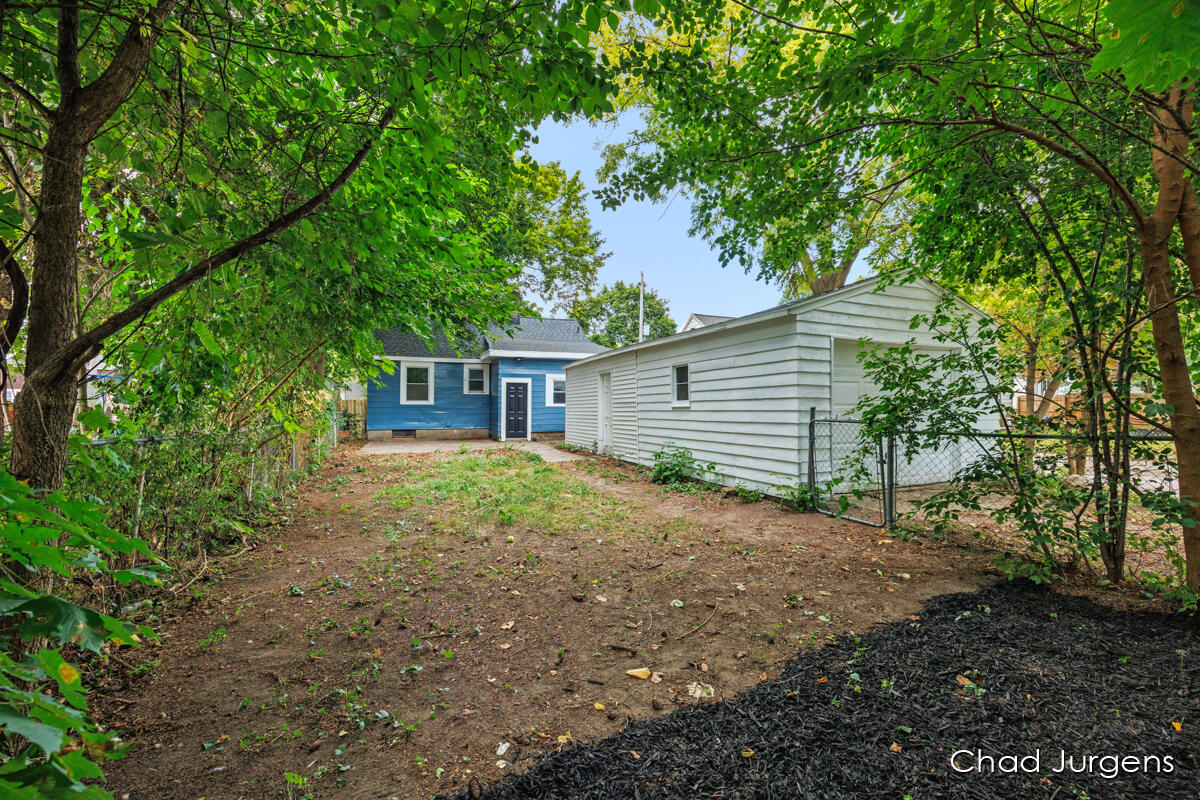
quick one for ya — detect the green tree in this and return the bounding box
[507,160,610,310]
[606,0,1200,588]
[571,280,675,348]
[0,0,614,491]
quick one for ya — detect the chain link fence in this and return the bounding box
[806,407,1171,532]
[76,402,343,557]
[807,417,887,525]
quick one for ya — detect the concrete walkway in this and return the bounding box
[357,438,581,463]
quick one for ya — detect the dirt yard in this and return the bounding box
[96,444,1082,799]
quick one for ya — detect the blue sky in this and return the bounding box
[525,114,785,323]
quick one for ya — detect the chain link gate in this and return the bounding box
[806,410,892,527]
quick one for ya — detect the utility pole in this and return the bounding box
[638,271,645,343]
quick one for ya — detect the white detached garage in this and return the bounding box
[564,277,992,494]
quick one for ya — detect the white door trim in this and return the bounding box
[499,377,533,442]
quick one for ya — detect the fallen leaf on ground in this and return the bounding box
[651,672,664,683]
[593,701,605,710]
[500,620,515,630]
[1172,721,1182,732]
[890,742,903,753]
[955,675,973,687]
[626,667,651,679]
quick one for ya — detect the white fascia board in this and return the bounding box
[482,349,600,361]
[378,355,484,364]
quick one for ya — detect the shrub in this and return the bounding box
[776,479,816,512]
[650,444,715,487]
[0,469,161,797]
[732,483,763,503]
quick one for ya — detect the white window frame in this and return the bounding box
[545,373,567,407]
[399,360,435,405]
[671,363,691,407]
[462,363,490,395]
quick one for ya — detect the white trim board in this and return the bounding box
[499,377,533,442]
[380,355,484,364]
[483,349,600,361]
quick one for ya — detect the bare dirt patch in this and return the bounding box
[94,445,1123,799]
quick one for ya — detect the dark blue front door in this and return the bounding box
[505,382,528,439]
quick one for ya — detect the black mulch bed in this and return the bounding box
[446,582,1200,800]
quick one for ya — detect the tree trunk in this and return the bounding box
[1142,90,1200,589]
[1140,224,1200,588]
[9,126,88,490]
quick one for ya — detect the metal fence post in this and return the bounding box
[131,442,148,540]
[884,434,897,528]
[807,406,817,497]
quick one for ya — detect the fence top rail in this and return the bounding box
[810,418,1173,442]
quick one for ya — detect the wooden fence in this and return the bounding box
[338,398,367,438]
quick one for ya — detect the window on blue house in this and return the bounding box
[401,362,433,404]
[463,364,489,395]
[546,374,566,407]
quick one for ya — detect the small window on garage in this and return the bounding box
[463,364,489,395]
[401,362,433,404]
[546,374,566,407]
[672,364,689,406]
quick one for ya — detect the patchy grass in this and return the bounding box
[98,446,1000,800]
[375,449,638,539]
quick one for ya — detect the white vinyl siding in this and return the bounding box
[565,278,994,497]
[564,369,600,447]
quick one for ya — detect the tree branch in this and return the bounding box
[27,107,397,387]
[0,72,51,118]
[0,238,29,359]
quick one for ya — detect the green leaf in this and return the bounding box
[192,321,221,356]
[37,651,87,710]
[0,706,67,756]
[76,408,111,432]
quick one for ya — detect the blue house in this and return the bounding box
[365,317,607,441]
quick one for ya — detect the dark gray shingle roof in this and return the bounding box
[373,327,485,359]
[485,317,608,355]
[374,316,606,359]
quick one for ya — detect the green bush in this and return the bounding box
[0,469,161,798]
[776,479,817,512]
[732,482,763,503]
[650,444,715,488]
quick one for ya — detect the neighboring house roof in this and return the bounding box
[680,313,734,332]
[375,316,607,360]
[566,275,990,369]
